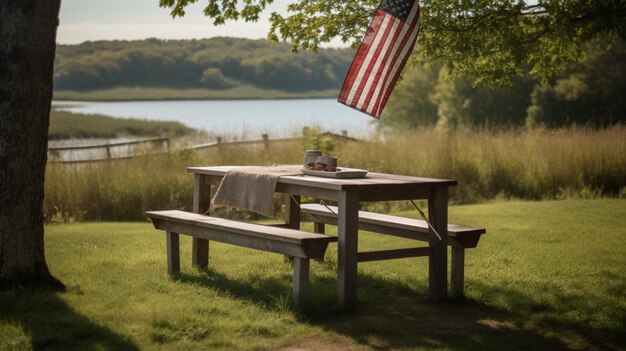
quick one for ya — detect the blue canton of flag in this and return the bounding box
[379,0,415,22]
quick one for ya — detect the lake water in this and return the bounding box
[53,99,379,139]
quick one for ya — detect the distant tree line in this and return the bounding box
[383,39,626,129]
[55,37,625,129]
[54,37,353,91]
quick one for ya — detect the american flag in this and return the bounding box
[338,0,421,118]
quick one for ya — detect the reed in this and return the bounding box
[49,110,195,139]
[44,125,626,221]
[338,125,626,203]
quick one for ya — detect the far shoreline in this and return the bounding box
[53,85,340,102]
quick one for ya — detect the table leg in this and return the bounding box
[284,194,301,229]
[428,186,449,301]
[337,190,359,311]
[192,174,210,268]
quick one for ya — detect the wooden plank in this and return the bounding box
[301,204,485,248]
[292,258,310,310]
[451,247,465,298]
[429,186,448,301]
[337,190,359,312]
[146,212,335,259]
[151,220,320,259]
[147,211,334,243]
[302,204,485,237]
[193,174,211,268]
[166,231,180,273]
[187,166,458,191]
[275,183,340,201]
[357,247,431,262]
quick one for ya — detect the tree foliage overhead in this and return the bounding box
[160,0,626,87]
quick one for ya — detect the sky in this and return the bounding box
[57,0,344,46]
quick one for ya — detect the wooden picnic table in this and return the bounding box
[187,166,457,311]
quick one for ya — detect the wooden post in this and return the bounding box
[292,257,310,310]
[105,145,111,161]
[216,136,223,155]
[165,138,170,154]
[192,174,211,268]
[428,186,449,301]
[262,133,269,151]
[313,222,325,234]
[166,231,180,273]
[284,194,301,229]
[337,190,359,312]
[451,247,465,298]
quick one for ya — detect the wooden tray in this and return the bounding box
[302,167,368,179]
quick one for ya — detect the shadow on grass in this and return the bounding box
[462,280,625,351]
[173,269,621,350]
[173,267,295,310]
[0,288,139,351]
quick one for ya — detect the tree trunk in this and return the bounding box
[0,0,64,289]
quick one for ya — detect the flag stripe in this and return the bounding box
[367,6,420,116]
[338,13,385,104]
[338,0,420,118]
[360,14,409,114]
[344,13,391,106]
[349,14,395,108]
[371,8,421,116]
[356,17,401,111]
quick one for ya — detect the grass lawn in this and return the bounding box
[49,110,195,140]
[1,199,624,350]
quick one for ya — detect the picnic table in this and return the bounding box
[187,166,457,311]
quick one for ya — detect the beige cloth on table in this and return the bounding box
[211,165,303,216]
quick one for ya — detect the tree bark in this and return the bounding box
[0,0,64,289]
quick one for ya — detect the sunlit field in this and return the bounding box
[1,199,624,350]
[44,125,625,222]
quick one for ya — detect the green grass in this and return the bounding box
[49,109,196,140]
[2,199,624,350]
[53,85,339,101]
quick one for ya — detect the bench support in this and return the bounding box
[451,247,465,298]
[147,210,335,310]
[293,257,310,309]
[429,187,449,301]
[313,222,325,234]
[302,202,484,299]
[337,190,359,312]
[192,174,211,268]
[357,247,431,262]
[166,231,180,273]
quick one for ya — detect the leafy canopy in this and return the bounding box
[160,0,626,86]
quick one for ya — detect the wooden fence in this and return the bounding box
[47,131,357,164]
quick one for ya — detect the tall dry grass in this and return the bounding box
[44,125,626,221]
[338,125,626,203]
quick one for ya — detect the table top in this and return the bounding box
[188,166,456,201]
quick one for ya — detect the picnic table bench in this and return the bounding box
[300,203,486,297]
[145,210,337,309]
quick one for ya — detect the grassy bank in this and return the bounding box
[44,126,626,222]
[1,199,624,350]
[49,109,195,140]
[53,86,339,101]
